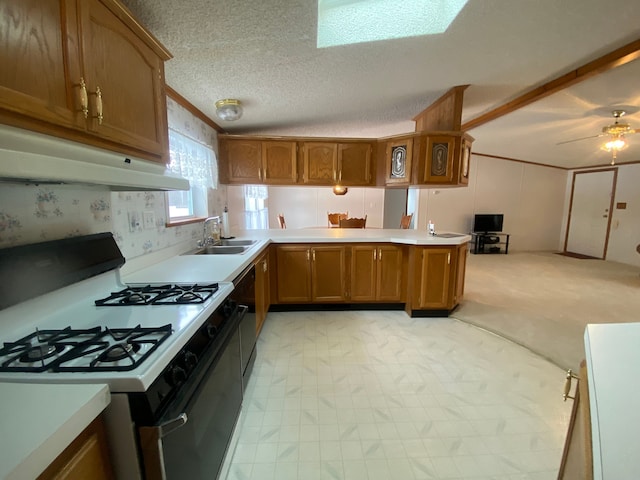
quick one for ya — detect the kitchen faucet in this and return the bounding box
[199,216,221,247]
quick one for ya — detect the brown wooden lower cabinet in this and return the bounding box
[275,244,347,303]
[37,415,114,480]
[408,244,466,313]
[557,360,593,480]
[255,250,270,335]
[412,247,452,309]
[350,244,404,301]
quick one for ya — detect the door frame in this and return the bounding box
[563,167,617,259]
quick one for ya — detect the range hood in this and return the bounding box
[0,125,189,191]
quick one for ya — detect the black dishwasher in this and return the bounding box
[231,264,257,392]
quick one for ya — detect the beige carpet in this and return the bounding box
[452,251,640,372]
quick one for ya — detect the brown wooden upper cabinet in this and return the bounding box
[411,132,474,186]
[301,141,373,186]
[381,137,414,186]
[0,0,171,164]
[220,137,297,184]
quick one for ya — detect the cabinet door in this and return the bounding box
[224,139,263,183]
[558,361,593,480]
[451,243,467,307]
[458,137,471,185]
[302,142,338,185]
[0,0,82,130]
[78,0,169,161]
[255,251,270,336]
[377,245,403,301]
[38,416,114,480]
[262,141,297,184]
[311,246,347,302]
[423,135,455,184]
[338,142,372,185]
[276,246,312,302]
[413,247,452,309]
[350,245,377,301]
[384,138,413,186]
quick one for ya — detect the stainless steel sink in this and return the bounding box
[434,233,465,238]
[182,239,258,255]
[219,239,256,246]
[196,245,248,255]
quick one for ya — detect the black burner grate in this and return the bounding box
[95,283,219,306]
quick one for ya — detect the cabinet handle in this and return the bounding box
[92,86,103,125]
[312,250,316,262]
[379,248,382,260]
[78,78,88,118]
[258,168,262,181]
[339,169,342,182]
[447,252,451,264]
[373,249,377,261]
[262,260,268,272]
[563,369,579,401]
[333,170,336,182]
[307,249,310,261]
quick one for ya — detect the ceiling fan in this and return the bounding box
[557,110,639,164]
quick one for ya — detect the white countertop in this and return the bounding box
[123,229,470,285]
[584,323,640,480]
[0,382,110,480]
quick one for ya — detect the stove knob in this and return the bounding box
[222,300,237,318]
[183,351,198,370]
[167,366,187,387]
[206,324,218,339]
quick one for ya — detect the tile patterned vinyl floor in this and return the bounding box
[224,311,571,480]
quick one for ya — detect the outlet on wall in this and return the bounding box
[143,211,156,230]
[128,211,142,233]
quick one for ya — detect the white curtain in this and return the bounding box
[244,185,269,229]
[167,129,217,188]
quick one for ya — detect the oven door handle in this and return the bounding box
[138,413,188,480]
[159,412,188,437]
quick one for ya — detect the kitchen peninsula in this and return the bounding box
[123,229,471,320]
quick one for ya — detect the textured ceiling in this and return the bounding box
[120,0,640,169]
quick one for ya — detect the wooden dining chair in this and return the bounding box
[400,213,413,229]
[277,213,287,229]
[339,215,367,228]
[327,212,348,228]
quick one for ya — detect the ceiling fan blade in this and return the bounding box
[556,133,604,145]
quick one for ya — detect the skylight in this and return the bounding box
[317,0,468,48]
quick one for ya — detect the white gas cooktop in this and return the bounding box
[0,270,233,392]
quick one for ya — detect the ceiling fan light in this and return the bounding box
[215,99,243,121]
[602,137,627,152]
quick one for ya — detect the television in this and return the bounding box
[473,214,503,233]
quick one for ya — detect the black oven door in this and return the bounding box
[139,306,245,480]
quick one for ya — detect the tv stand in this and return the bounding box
[471,232,510,254]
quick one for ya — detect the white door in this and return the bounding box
[565,169,616,258]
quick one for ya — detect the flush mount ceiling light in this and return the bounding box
[215,99,243,121]
[317,0,468,48]
[332,185,348,195]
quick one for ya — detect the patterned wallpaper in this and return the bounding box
[0,96,226,260]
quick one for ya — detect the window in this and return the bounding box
[166,129,217,222]
[244,185,269,229]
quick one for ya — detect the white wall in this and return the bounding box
[227,185,385,229]
[563,163,640,267]
[411,154,568,252]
